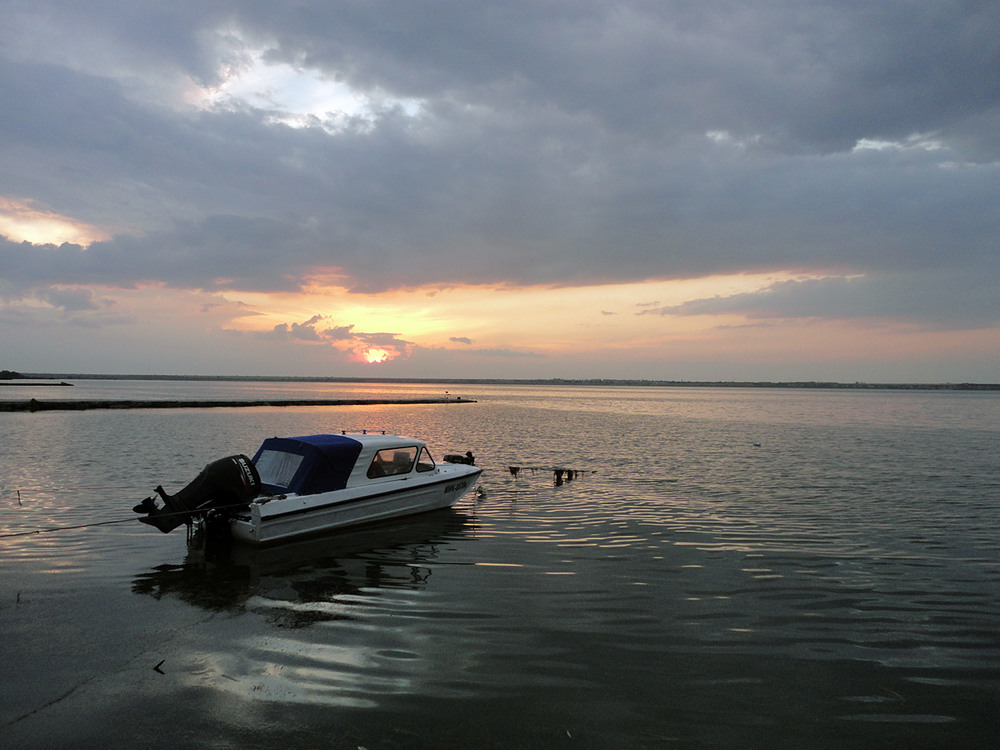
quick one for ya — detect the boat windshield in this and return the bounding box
[417,446,435,472]
[255,450,305,489]
[367,446,418,478]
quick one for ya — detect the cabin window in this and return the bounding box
[367,446,417,478]
[255,450,304,489]
[416,447,435,472]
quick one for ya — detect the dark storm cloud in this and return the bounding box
[232,0,1000,155]
[0,0,997,327]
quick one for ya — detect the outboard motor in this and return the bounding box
[133,454,261,533]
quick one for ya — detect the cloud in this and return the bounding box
[0,0,997,378]
[644,267,1000,329]
[449,336,473,345]
[34,286,108,313]
[263,315,349,342]
[268,316,324,341]
[322,324,355,341]
[455,348,546,359]
[255,314,416,362]
[416,345,547,361]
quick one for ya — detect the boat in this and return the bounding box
[132,432,482,545]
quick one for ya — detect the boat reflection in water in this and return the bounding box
[131,508,475,620]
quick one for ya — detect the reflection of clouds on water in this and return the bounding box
[131,509,482,707]
[194,604,470,709]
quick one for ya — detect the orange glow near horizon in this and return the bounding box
[25,270,982,378]
[222,270,824,356]
[9,275,998,379]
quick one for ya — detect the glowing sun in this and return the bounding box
[363,347,391,364]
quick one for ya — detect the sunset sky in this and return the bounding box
[1,1,998,382]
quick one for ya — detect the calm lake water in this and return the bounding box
[1,381,998,748]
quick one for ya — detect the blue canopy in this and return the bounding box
[251,434,363,496]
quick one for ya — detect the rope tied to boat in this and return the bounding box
[0,498,257,539]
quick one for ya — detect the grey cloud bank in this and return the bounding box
[0,0,998,377]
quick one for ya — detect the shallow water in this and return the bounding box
[1,382,999,748]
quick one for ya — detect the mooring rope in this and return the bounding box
[2,486,153,507]
[0,499,256,539]
[0,516,145,538]
[3,486,147,493]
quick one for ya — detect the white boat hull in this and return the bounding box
[229,464,481,545]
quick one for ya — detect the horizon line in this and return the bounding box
[7,372,999,391]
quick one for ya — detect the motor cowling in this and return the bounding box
[133,454,261,533]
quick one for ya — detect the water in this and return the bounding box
[1,381,999,748]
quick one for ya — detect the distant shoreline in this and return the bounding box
[8,374,1000,391]
[0,397,476,412]
[0,381,73,387]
